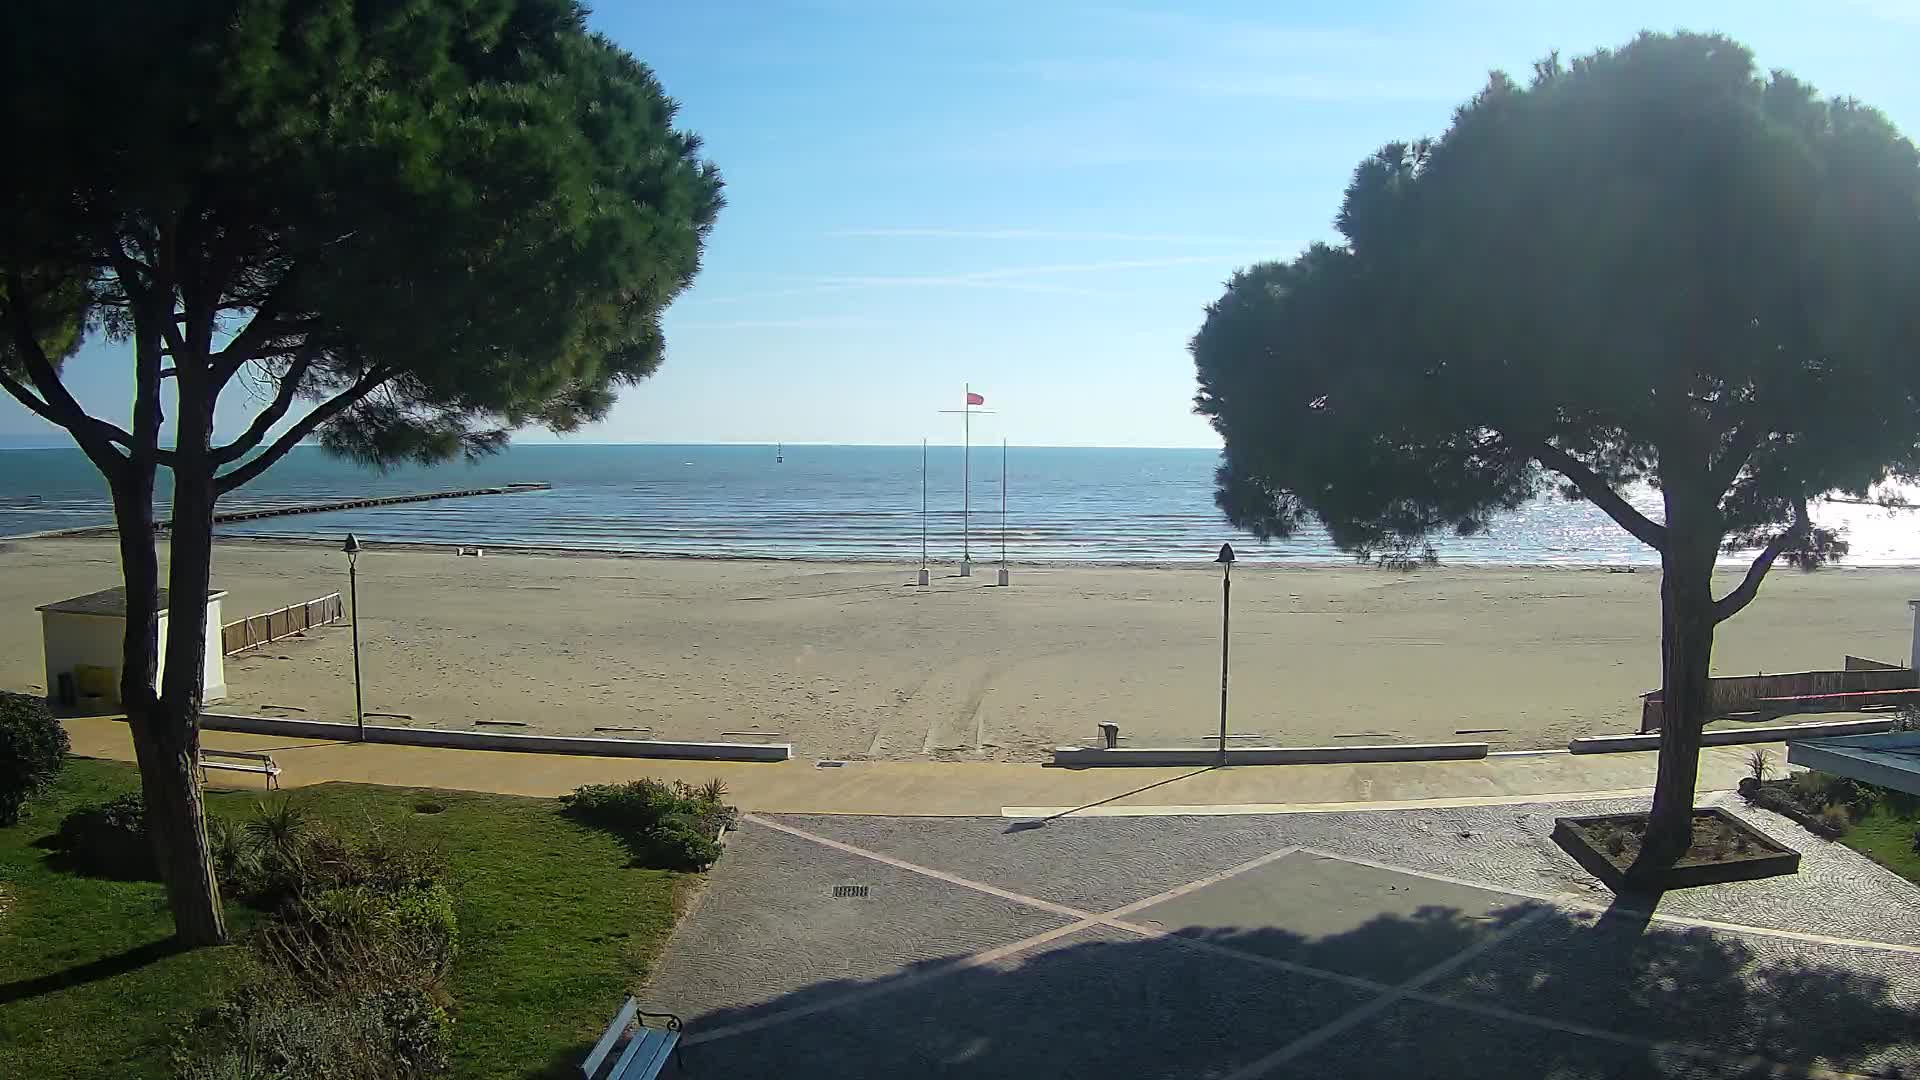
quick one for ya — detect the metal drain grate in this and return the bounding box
[833,885,870,898]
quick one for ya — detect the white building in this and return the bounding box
[38,587,227,706]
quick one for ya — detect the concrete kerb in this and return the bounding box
[1568,717,1894,755]
[1049,742,1489,767]
[198,711,793,762]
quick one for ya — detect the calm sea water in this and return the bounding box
[2,443,1915,565]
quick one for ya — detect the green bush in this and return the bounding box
[644,812,724,871]
[561,778,734,870]
[1790,769,1836,805]
[560,779,696,832]
[207,815,263,892]
[0,691,69,826]
[233,802,447,914]
[1820,803,1854,836]
[50,792,155,878]
[257,883,459,999]
[178,984,451,1080]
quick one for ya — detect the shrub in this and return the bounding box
[0,691,68,826]
[258,883,459,999]
[50,793,155,878]
[1790,769,1836,805]
[208,815,263,892]
[178,984,451,1080]
[644,813,724,871]
[561,779,734,871]
[1827,776,1880,816]
[238,810,446,914]
[1819,803,1853,836]
[1745,749,1772,783]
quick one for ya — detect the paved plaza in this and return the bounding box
[647,794,1920,1079]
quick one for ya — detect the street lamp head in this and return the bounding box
[1215,542,1236,564]
[342,533,362,558]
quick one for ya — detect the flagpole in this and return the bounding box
[961,383,971,577]
[997,437,1010,586]
[918,438,930,586]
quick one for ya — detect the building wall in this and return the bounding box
[41,601,227,704]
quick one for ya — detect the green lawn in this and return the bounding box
[1840,791,1920,886]
[0,758,691,1079]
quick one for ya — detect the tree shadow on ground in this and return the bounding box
[665,898,1919,1080]
[0,936,186,1005]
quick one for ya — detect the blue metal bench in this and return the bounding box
[583,997,684,1080]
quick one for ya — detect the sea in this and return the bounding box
[2,443,1916,566]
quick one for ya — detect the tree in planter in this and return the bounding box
[1192,32,1920,877]
[0,0,722,942]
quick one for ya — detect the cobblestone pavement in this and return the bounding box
[645,794,1920,1079]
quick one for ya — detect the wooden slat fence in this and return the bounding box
[1640,665,1918,731]
[221,593,344,656]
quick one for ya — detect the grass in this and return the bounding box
[1839,790,1920,886]
[0,758,691,1079]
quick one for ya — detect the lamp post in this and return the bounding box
[1216,542,1235,765]
[343,533,364,741]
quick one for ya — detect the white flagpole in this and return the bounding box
[918,438,930,586]
[961,383,972,576]
[997,437,1010,586]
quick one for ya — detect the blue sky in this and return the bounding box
[5,0,1916,449]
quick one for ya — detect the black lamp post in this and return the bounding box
[343,533,364,741]
[1216,542,1235,765]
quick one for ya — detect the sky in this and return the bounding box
[5,0,1917,449]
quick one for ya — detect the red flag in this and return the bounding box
[966,391,985,406]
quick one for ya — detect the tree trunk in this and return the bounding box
[109,453,226,944]
[1636,536,1718,880]
[149,386,228,946]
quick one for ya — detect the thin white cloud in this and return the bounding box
[1839,0,1920,23]
[688,253,1256,305]
[672,316,885,331]
[832,227,1248,244]
[820,254,1246,287]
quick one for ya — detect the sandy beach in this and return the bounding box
[2,536,1915,760]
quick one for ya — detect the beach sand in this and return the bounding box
[2,536,1915,760]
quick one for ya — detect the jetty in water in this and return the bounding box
[167,482,551,529]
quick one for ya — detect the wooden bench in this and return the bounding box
[583,997,683,1080]
[198,748,281,790]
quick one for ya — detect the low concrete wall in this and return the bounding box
[198,712,792,762]
[1050,742,1489,768]
[1570,717,1895,755]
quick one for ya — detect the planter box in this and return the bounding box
[1552,807,1800,892]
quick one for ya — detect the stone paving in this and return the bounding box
[646,793,1920,1079]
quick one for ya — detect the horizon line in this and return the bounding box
[0,438,1226,452]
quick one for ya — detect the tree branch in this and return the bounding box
[1707,424,1761,494]
[210,351,317,465]
[215,367,391,494]
[210,270,304,384]
[1712,497,1810,624]
[3,274,132,473]
[0,367,65,427]
[1530,440,1669,552]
